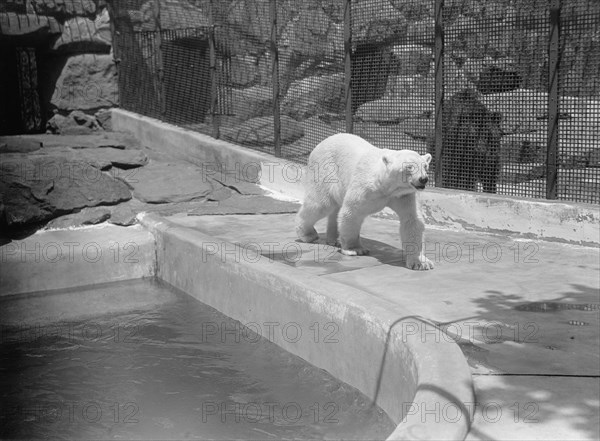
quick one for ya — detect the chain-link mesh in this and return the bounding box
[557,0,600,204]
[350,0,433,162]
[277,2,345,162]
[109,0,599,204]
[437,0,551,196]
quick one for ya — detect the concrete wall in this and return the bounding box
[112,109,600,247]
[0,224,155,297]
[139,212,474,441]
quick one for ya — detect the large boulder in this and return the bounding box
[51,53,118,111]
[228,86,274,122]
[228,55,260,88]
[221,115,304,147]
[352,0,408,45]
[285,6,340,58]
[390,44,432,76]
[282,73,345,120]
[127,0,208,32]
[481,89,547,134]
[407,18,434,45]
[355,75,434,122]
[46,110,101,135]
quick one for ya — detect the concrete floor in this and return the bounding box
[167,212,600,441]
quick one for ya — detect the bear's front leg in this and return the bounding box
[387,194,434,270]
[338,204,369,256]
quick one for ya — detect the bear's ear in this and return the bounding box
[422,153,432,165]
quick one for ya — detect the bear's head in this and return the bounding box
[382,150,432,193]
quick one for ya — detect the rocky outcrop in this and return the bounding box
[1,2,116,135]
[355,75,434,123]
[0,155,132,226]
[221,116,304,147]
[0,12,61,39]
[31,0,97,19]
[282,74,345,120]
[51,8,111,53]
[46,110,102,134]
[0,132,150,228]
[51,53,118,112]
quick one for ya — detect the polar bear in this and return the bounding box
[296,133,434,270]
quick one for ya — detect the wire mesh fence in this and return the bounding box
[109,0,600,205]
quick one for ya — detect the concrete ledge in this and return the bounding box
[0,224,156,297]
[139,212,474,441]
[112,109,600,246]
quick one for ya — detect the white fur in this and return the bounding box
[296,133,434,270]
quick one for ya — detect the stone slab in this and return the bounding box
[0,155,131,226]
[13,132,141,150]
[187,194,300,216]
[45,206,111,229]
[125,161,214,204]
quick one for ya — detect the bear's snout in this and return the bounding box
[411,175,429,190]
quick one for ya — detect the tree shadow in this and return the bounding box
[368,282,598,439]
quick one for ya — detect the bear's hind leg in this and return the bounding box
[326,207,340,246]
[296,202,329,243]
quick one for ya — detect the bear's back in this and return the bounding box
[309,133,376,168]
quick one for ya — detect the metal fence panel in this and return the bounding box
[276,1,346,162]
[108,0,599,204]
[556,0,600,204]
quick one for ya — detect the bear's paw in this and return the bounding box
[296,226,320,243]
[407,254,435,270]
[341,247,370,256]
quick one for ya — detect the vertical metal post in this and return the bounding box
[154,0,166,116]
[270,0,281,157]
[434,0,444,187]
[546,0,560,199]
[105,2,121,107]
[208,0,219,139]
[344,0,353,133]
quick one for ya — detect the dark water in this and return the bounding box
[0,280,395,440]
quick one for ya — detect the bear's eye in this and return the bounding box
[406,164,417,173]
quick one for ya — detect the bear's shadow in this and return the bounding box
[339,237,409,268]
[264,236,412,275]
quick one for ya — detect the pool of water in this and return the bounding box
[0,279,395,440]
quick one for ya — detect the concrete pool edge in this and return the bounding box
[111,109,599,247]
[0,224,156,297]
[139,212,475,441]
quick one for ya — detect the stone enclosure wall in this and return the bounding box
[0,0,116,134]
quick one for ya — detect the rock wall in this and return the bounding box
[0,0,116,134]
